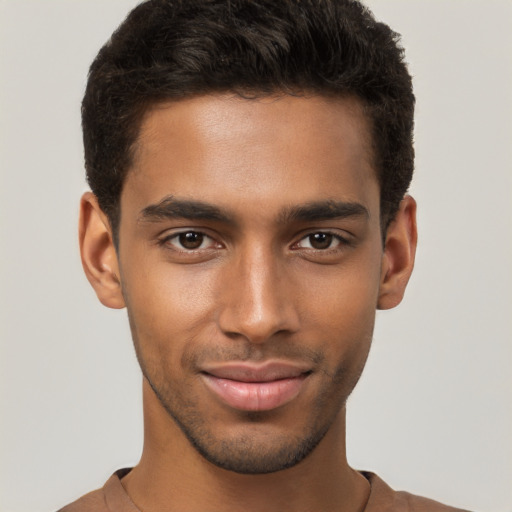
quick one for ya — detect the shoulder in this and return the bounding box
[363,472,472,512]
[395,490,472,512]
[57,469,135,512]
[57,487,108,512]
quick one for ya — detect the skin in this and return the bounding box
[80,94,417,512]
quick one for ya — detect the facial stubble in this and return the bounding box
[127,308,372,475]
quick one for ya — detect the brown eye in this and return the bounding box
[308,232,333,249]
[160,230,222,257]
[294,232,345,251]
[178,232,205,249]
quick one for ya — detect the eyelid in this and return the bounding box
[156,227,353,253]
[291,230,351,249]
[158,229,223,251]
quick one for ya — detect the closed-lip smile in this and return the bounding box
[200,361,312,412]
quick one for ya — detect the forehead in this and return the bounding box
[123,93,379,220]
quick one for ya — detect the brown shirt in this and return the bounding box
[58,468,471,512]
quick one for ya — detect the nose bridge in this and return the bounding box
[218,240,298,342]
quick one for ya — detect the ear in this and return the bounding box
[79,192,125,309]
[377,195,417,310]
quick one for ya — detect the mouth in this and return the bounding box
[200,362,312,412]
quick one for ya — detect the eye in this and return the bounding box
[295,232,345,250]
[163,231,218,251]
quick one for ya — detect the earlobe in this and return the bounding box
[377,195,417,310]
[79,192,126,309]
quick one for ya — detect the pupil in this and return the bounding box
[310,233,332,249]
[180,232,203,249]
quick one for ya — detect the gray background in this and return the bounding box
[1,1,511,510]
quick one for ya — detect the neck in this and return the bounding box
[121,379,370,512]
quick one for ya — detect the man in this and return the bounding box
[59,1,470,510]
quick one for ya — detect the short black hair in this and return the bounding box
[82,0,415,240]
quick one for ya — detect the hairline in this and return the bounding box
[108,89,389,247]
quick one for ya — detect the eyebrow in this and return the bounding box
[138,196,369,225]
[138,196,232,224]
[278,200,370,224]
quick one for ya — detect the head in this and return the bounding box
[82,0,415,244]
[79,0,417,475]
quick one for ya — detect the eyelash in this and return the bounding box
[292,231,350,252]
[158,230,350,253]
[159,231,220,252]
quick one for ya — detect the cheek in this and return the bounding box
[298,254,381,358]
[311,287,376,360]
[303,253,381,316]
[121,260,219,358]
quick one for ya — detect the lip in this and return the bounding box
[200,361,311,412]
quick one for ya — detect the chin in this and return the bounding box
[177,422,331,474]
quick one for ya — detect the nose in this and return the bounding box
[217,244,300,343]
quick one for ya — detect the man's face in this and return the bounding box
[117,94,384,473]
